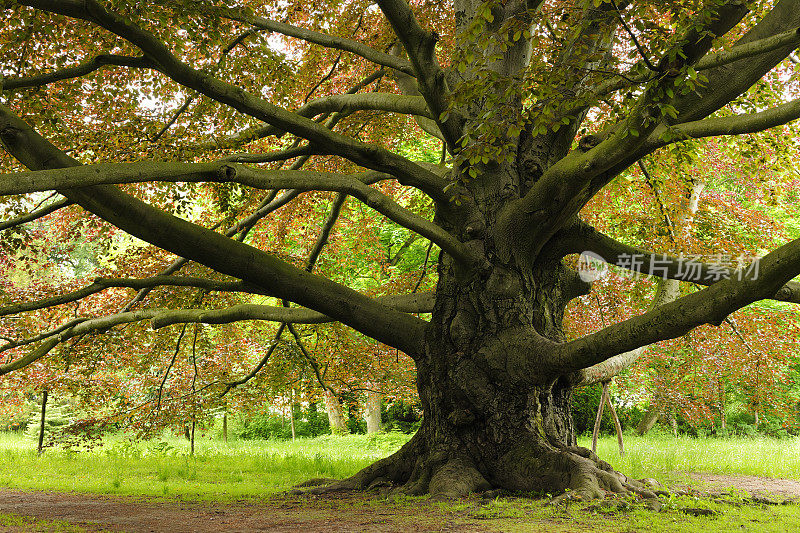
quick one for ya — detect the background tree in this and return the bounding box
[2,0,800,500]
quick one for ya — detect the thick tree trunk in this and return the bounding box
[364,389,382,434]
[324,389,348,435]
[313,256,652,500]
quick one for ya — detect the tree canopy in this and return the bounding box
[2,0,800,500]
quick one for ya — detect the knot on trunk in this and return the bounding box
[447,409,475,427]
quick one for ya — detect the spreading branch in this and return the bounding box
[19,0,448,203]
[0,276,269,318]
[1,54,154,90]
[219,10,415,76]
[0,161,474,267]
[0,103,428,358]
[0,197,73,231]
[574,224,800,305]
[548,235,800,374]
[376,0,462,151]
[192,69,385,152]
[0,291,433,376]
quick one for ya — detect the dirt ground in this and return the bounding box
[0,489,490,533]
[1,474,798,533]
[683,473,800,500]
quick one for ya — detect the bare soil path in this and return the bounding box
[0,489,489,533]
[684,473,800,500]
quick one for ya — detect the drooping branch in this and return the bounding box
[0,291,434,376]
[224,192,347,394]
[548,235,800,374]
[1,54,155,90]
[0,104,428,358]
[0,161,475,267]
[0,318,87,353]
[221,324,286,395]
[0,338,60,376]
[287,323,333,394]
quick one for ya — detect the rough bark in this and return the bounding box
[314,202,652,500]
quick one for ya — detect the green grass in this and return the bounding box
[0,431,410,499]
[580,433,800,482]
[445,493,800,532]
[3,432,800,531]
[0,511,89,532]
[3,431,800,500]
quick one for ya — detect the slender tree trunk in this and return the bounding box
[364,389,382,434]
[222,411,228,443]
[591,383,609,454]
[190,419,195,455]
[323,389,347,434]
[289,391,296,441]
[636,405,660,436]
[37,389,48,456]
[605,386,625,457]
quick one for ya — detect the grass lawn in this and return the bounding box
[2,431,800,498]
[587,433,800,481]
[0,431,410,498]
[2,431,800,531]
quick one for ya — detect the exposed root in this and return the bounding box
[290,434,657,503]
[293,431,424,496]
[428,455,492,499]
[548,446,657,504]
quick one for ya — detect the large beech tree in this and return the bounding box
[2,0,800,499]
